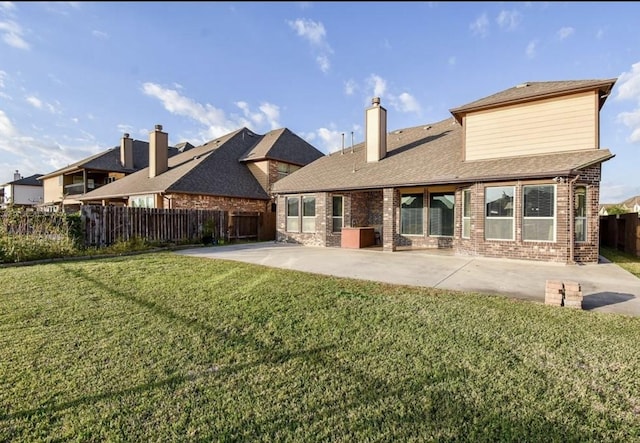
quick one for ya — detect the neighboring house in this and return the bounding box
[38,132,192,212]
[0,170,44,209]
[78,124,324,240]
[599,195,640,215]
[272,79,617,264]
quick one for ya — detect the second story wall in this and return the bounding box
[43,176,64,204]
[247,161,269,192]
[12,185,43,206]
[464,91,598,161]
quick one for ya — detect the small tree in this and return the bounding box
[607,205,629,215]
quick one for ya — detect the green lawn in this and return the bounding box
[600,246,640,278]
[1,253,639,442]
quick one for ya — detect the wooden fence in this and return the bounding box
[82,205,228,247]
[600,213,640,256]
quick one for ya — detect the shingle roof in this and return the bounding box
[39,140,182,179]
[79,126,322,202]
[271,117,614,194]
[450,79,617,122]
[6,174,44,186]
[239,128,324,165]
[621,195,640,207]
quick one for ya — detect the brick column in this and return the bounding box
[383,187,397,252]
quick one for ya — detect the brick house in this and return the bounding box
[38,134,193,212]
[271,79,617,263]
[79,124,324,240]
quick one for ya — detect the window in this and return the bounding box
[286,197,299,232]
[130,195,155,208]
[523,185,555,242]
[575,186,587,242]
[332,196,344,232]
[429,192,454,236]
[401,193,423,235]
[302,196,316,233]
[277,163,300,180]
[462,189,471,239]
[485,186,514,240]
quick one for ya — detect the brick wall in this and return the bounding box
[573,165,601,263]
[275,193,326,247]
[169,193,268,213]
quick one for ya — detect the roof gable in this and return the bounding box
[239,128,324,165]
[450,79,617,122]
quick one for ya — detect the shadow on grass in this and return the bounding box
[582,292,636,310]
[2,262,623,441]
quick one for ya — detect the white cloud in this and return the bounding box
[344,79,356,96]
[448,56,456,66]
[287,18,333,73]
[142,82,283,139]
[0,2,15,12]
[616,62,640,144]
[26,95,42,109]
[470,13,489,37]
[0,20,29,50]
[557,26,575,40]
[0,70,6,88]
[258,102,280,130]
[288,18,326,45]
[317,127,344,153]
[367,74,387,98]
[496,10,522,31]
[525,40,537,59]
[616,61,640,101]
[0,109,16,137]
[395,92,421,113]
[92,29,109,39]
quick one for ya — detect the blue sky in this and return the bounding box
[0,1,639,203]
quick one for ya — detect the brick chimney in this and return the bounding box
[149,124,168,178]
[365,97,387,163]
[120,133,133,169]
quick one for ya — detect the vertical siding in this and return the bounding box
[465,91,598,160]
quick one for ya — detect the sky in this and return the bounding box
[0,1,639,203]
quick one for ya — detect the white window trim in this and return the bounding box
[302,195,316,233]
[332,195,344,233]
[523,184,556,243]
[285,196,300,233]
[485,186,515,241]
[575,186,587,243]
[462,189,471,239]
[400,192,424,236]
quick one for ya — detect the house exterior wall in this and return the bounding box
[572,165,602,263]
[465,91,598,161]
[167,193,269,213]
[247,161,269,192]
[276,192,327,247]
[10,185,43,206]
[42,175,64,204]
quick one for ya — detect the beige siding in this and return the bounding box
[465,91,598,161]
[43,176,64,204]
[247,161,269,192]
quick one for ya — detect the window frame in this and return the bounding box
[462,189,471,239]
[522,184,556,242]
[285,196,300,233]
[428,192,455,237]
[484,186,515,241]
[302,195,316,233]
[332,195,344,233]
[400,192,424,236]
[575,186,587,243]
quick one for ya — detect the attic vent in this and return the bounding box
[424,125,432,130]
[516,82,530,88]
[393,130,403,134]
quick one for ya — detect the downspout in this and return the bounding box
[568,175,580,264]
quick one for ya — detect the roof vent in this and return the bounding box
[516,82,530,88]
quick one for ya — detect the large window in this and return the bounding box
[401,193,423,235]
[277,163,300,180]
[462,189,471,239]
[130,194,155,208]
[429,192,454,236]
[286,195,316,233]
[485,186,514,240]
[523,185,555,242]
[332,195,344,233]
[286,197,300,232]
[575,186,587,242]
[302,196,316,233]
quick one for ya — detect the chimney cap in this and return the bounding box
[155,124,163,131]
[123,133,130,138]
[372,97,381,106]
